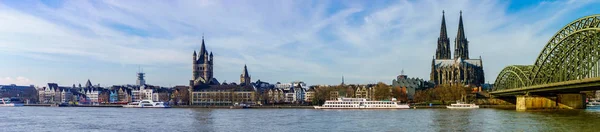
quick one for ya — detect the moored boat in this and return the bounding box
[446,102,479,109]
[587,100,600,107]
[122,100,170,108]
[230,103,251,109]
[0,98,23,107]
[314,98,410,109]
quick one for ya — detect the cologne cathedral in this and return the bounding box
[190,36,220,87]
[430,11,485,87]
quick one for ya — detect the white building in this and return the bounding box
[38,83,73,104]
[85,89,99,104]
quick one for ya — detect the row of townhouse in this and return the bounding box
[37,80,173,104]
[265,81,312,104]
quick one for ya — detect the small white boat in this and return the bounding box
[230,103,251,109]
[0,98,23,107]
[446,102,479,109]
[587,100,600,107]
[314,98,410,109]
[122,100,170,108]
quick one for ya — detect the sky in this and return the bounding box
[0,0,599,87]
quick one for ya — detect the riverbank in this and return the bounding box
[172,105,315,109]
[22,104,516,109]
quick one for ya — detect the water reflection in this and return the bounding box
[432,109,475,131]
[192,108,215,132]
[3,107,600,131]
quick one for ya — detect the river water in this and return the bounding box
[1,107,599,132]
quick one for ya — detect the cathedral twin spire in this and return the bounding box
[435,10,469,60]
[436,10,451,59]
[454,11,469,60]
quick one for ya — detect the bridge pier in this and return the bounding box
[516,94,586,111]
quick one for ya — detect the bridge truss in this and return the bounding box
[494,14,600,91]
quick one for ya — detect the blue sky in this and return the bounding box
[0,0,599,87]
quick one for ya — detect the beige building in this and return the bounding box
[191,85,256,106]
[267,88,285,103]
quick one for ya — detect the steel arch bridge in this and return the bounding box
[494,14,600,91]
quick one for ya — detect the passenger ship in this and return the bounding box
[446,102,479,109]
[122,100,170,108]
[314,98,410,109]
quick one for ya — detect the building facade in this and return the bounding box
[392,71,434,100]
[430,11,485,87]
[267,88,285,104]
[190,85,256,106]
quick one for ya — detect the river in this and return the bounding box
[1,107,599,132]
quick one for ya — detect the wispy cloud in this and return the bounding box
[0,76,34,86]
[0,0,598,86]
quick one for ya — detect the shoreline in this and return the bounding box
[22,104,516,109]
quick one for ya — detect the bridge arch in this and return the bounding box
[494,65,532,91]
[531,14,600,85]
[495,14,600,90]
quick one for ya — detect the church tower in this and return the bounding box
[436,10,451,59]
[191,35,215,86]
[240,64,251,86]
[454,11,469,60]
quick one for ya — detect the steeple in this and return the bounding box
[243,64,249,77]
[454,10,469,60]
[436,10,451,59]
[200,35,207,55]
[240,64,251,85]
[457,11,465,41]
[341,75,345,85]
[440,10,448,39]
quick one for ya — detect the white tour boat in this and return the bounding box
[314,98,410,109]
[446,102,479,109]
[122,100,170,108]
[0,98,23,107]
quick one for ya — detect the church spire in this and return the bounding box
[457,11,466,42]
[454,10,469,60]
[440,10,448,40]
[243,64,249,77]
[436,10,451,59]
[200,35,207,55]
[341,75,345,85]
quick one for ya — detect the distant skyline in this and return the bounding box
[1,0,599,87]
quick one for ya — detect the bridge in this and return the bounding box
[491,14,600,110]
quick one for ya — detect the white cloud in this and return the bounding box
[0,77,35,86]
[0,0,598,86]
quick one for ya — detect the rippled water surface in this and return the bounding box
[1,107,600,132]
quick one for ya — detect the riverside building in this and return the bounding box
[188,37,257,105]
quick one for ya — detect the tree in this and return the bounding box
[345,86,355,98]
[391,86,407,102]
[373,82,391,101]
[312,86,332,105]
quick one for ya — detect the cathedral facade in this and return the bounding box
[430,11,485,87]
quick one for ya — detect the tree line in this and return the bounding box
[311,82,408,105]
